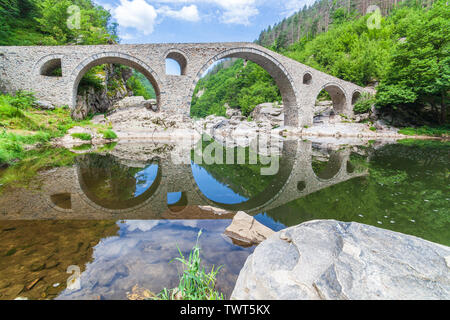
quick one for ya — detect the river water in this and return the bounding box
[0,138,448,300]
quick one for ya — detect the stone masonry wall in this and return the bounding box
[0,43,369,127]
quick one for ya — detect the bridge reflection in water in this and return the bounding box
[0,139,368,220]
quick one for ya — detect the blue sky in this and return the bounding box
[95,0,315,44]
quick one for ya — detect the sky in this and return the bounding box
[95,0,315,44]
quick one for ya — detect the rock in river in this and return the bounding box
[231,220,450,300]
[224,211,275,246]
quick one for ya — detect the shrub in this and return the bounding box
[10,90,36,110]
[398,125,450,137]
[354,93,375,114]
[100,129,117,140]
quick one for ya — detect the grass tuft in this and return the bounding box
[99,129,118,140]
[155,231,224,300]
[71,133,92,141]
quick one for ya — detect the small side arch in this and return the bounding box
[35,54,65,77]
[164,48,188,75]
[303,72,312,85]
[316,82,347,115]
[351,90,362,106]
[167,192,188,213]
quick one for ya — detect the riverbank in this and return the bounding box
[0,93,116,165]
[1,95,448,166]
[62,103,449,147]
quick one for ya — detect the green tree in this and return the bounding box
[376,0,450,124]
[35,0,117,45]
[190,60,281,118]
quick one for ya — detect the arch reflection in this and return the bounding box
[190,140,297,212]
[311,144,346,180]
[77,154,161,210]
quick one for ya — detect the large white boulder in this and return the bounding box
[231,220,450,300]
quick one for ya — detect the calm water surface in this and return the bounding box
[0,138,448,300]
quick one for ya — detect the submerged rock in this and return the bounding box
[198,206,232,216]
[126,284,156,300]
[224,211,275,246]
[231,220,450,300]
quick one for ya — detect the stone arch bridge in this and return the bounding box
[0,43,369,126]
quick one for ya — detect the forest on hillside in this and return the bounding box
[192,0,448,125]
[257,0,437,49]
[191,59,281,118]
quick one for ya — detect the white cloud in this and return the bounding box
[113,0,158,35]
[217,0,259,25]
[281,0,315,16]
[150,0,259,25]
[107,0,304,37]
[158,4,200,22]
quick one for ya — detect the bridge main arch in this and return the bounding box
[69,52,163,109]
[188,47,299,127]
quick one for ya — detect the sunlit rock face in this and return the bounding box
[232,220,450,300]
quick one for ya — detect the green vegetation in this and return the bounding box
[192,0,448,126]
[0,0,117,46]
[277,0,448,125]
[156,231,224,300]
[266,142,450,246]
[1,0,154,115]
[354,92,376,114]
[191,59,281,118]
[95,142,117,152]
[191,137,279,199]
[398,125,450,137]
[99,129,118,140]
[71,133,92,141]
[374,1,449,124]
[0,91,110,165]
[127,71,157,100]
[72,143,93,151]
[78,65,105,93]
[0,147,78,189]
[257,0,414,49]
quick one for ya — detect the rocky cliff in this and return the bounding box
[71,64,133,120]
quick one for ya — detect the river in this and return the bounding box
[0,137,448,300]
